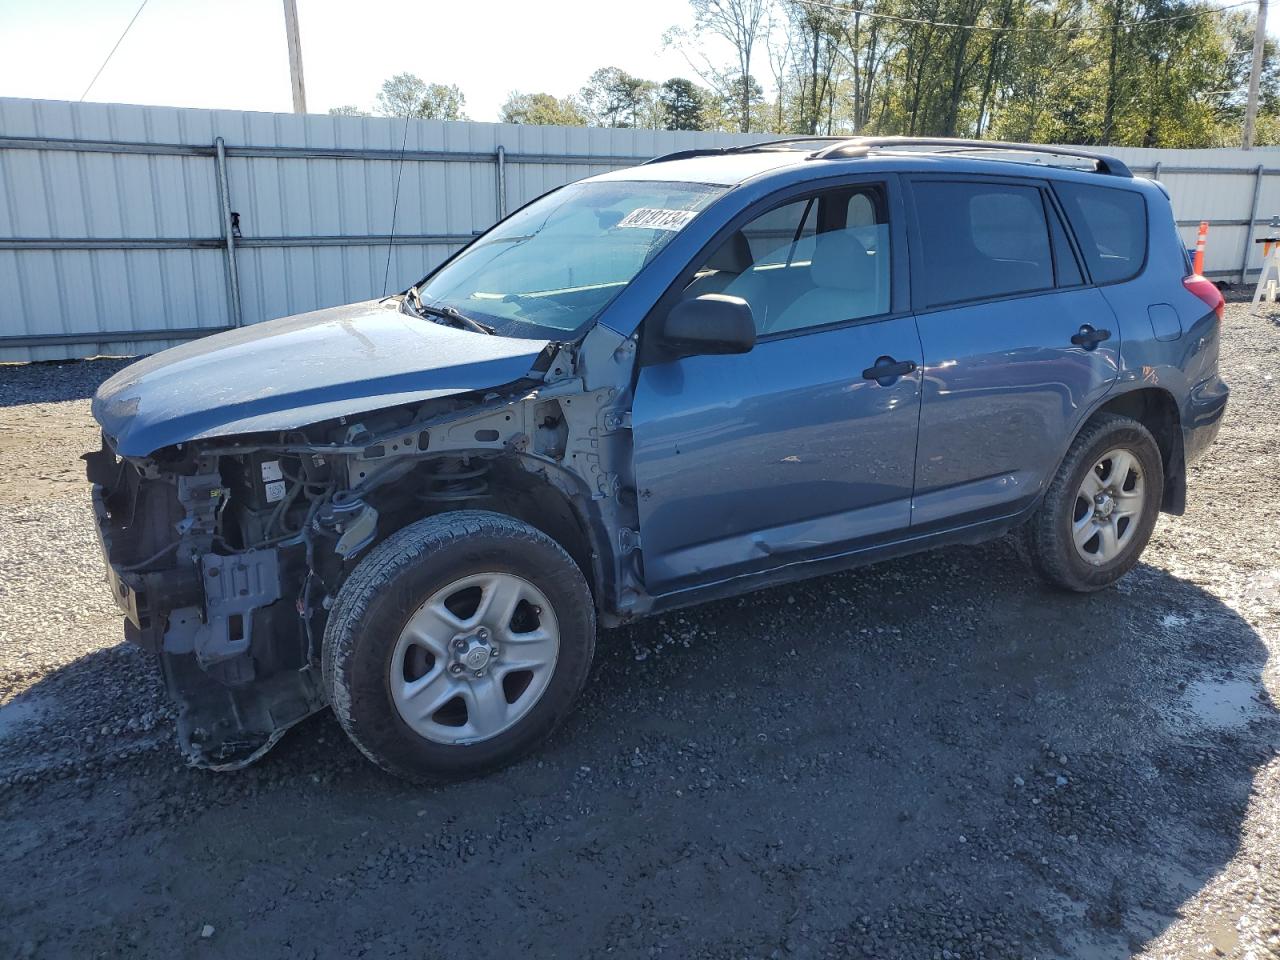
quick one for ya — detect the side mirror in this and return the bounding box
[661,294,756,357]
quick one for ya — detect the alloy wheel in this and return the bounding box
[389,572,560,744]
[1071,447,1146,566]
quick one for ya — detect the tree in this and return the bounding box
[580,67,658,127]
[783,0,842,135]
[375,73,468,120]
[661,0,1280,146]
[658,78,707,129]
[499,92,589,126]
[327,105,370,117]
[765,8,795,133]
[688,0,770,131]
[717,72,766,131]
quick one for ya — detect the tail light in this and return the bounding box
[1184,275,1224,323]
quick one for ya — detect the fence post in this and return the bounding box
[214,136,243,327]
[1241,163,1266,286]
[495,144,507,220]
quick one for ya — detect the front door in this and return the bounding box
[904,176,1121,528]
[631,180,923,595]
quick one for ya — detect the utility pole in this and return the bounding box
[282,0,307,114]
[1244,0,1268,149]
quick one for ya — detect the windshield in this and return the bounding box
[412,179,726,339]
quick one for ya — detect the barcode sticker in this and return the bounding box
[616,208,698,231]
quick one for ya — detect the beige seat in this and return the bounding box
[684,231,753,298]
[766,231,880,334]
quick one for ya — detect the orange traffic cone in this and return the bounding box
[1193,221,1208,275]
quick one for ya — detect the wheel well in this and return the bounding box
[1092,387,1185,514]
[482,460,600,599]
[360,454,604,604]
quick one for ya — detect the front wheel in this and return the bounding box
[322,511,596,783]
[1022,413,1164,592]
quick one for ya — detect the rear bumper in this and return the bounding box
[1184,374,1229,464]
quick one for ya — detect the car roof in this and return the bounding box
[587,137,1144,193]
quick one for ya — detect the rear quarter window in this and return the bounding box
[1054,182,1147,284]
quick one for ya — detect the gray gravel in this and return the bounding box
[0,305,1277,959]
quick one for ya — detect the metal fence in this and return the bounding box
[2,97,1279,362]
[0,98,765,362]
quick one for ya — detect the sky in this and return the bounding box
[0,0,727,121]
[0,0,1272,123]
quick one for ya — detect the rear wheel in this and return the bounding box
[322,511,595,783]
[1022,413,1164,592]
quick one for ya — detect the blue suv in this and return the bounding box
[87,137,1229,781]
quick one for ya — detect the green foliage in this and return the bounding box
[658,78,708,130]
[500,92,588,126]
[772,0,1280,147]
[361,0,1280,145]
[375,74,467,120]
[687,0,772,130]
[580,67,660,127]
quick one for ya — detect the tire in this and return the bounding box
[322,510,595,783]
[1021,413,1164,593]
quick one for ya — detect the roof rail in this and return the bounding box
[643,137,844,166]
[641,148,725,165]
[807,136,1133,178]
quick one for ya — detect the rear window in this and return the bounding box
[1054,183,1147,283]
[913,181,1054,307]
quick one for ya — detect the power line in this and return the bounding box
[381,112,414,297]
[79,0,150,102]
[790,0,1254,34]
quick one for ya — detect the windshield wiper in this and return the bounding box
[404,286,495,335]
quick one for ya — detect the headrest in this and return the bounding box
[810,230,875,290]
[705,231,753,274]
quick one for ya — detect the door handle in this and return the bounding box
[1070,324,1112,349]
[861,356,917,383]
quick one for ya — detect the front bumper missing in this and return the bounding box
[87,446,327,769]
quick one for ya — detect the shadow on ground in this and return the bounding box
[0,356,134,407]
[2,540,1276,959]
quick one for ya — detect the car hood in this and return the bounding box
[93,301,551,456]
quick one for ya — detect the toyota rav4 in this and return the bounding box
[87,137,1229,782]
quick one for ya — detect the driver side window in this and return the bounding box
[684,186,891,335]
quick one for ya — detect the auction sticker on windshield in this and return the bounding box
[616,208,700,231]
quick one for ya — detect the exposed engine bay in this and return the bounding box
[85,346,642,769]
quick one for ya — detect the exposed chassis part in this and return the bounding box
[86,444,326,768]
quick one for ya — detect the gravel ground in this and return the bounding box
[0,304,1277,960]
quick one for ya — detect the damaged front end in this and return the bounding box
[84,329,642,770]
[86,437,330,768]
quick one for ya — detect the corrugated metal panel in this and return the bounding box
[0,98,770,361]
[0,99,234,359]
[3,97,1279,361]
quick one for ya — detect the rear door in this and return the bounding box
[905,175,1120,529]
[631,177,922,595]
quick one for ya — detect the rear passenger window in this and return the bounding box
[1054,183,1147,283]
[913,181,1054,307]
